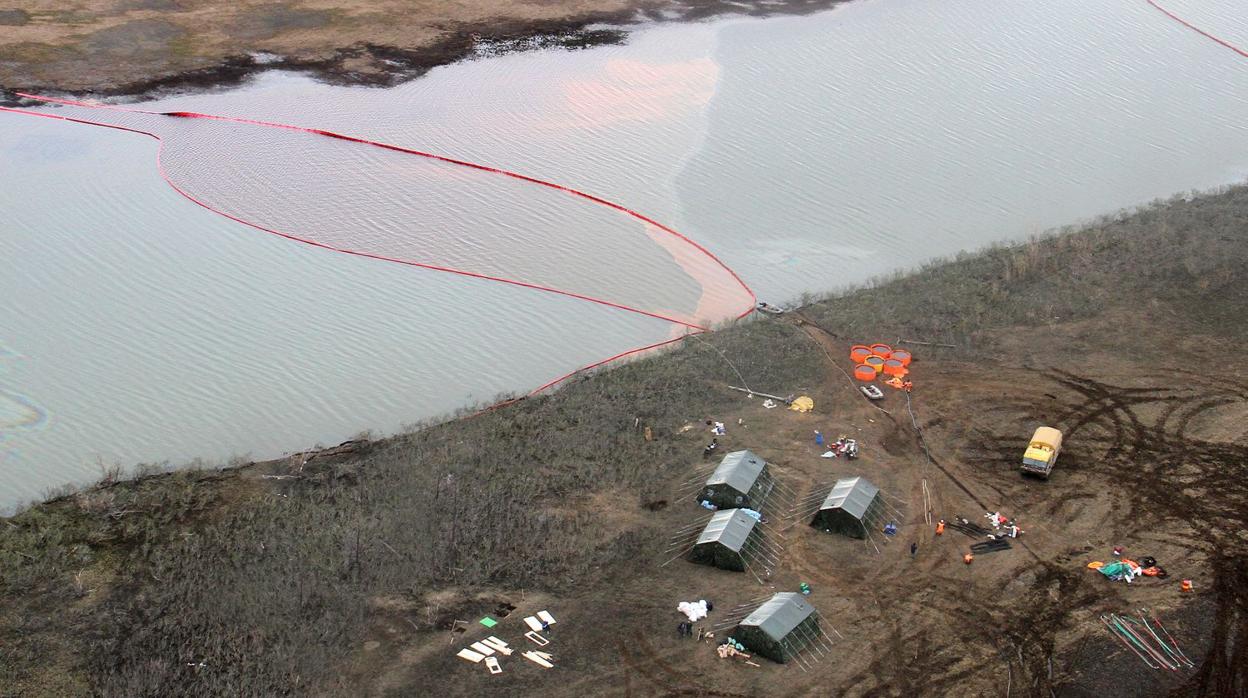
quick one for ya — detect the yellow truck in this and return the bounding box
[1022,426,1062,478]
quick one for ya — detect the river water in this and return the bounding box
[2,0,1246,508]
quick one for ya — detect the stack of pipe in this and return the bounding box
[1100,610,1194,671]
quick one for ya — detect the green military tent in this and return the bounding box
[688,508,759,572]
[732,592,820,664]
[809,475,885,539]
[700,450,773,510]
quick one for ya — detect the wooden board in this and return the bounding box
[522,651,554,668]
[482,637,512,655]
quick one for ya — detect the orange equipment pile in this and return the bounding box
[850,343,914,391]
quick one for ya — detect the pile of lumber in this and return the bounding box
[456,636,514,664]
[455,609,559,674]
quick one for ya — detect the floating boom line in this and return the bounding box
[0,93,758,406]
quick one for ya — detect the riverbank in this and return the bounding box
[0,0,847,101]
[3,185,1245,695]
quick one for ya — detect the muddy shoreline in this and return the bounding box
[0,0,848,107]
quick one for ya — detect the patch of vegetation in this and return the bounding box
[0,9,30,26]
[1,466,233,697]
[803,188,1248,347]
[0,41,81,64]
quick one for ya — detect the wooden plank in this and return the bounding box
[522,651,554,668]
[483,637,513,655]
[523,616,544,632]
[470,642,495,656]
[537,610,557,625]
[456,648,485,663]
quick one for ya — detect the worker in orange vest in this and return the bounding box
[936,520,945,535]
[1180,580,1193,592]
[963,553,974,564]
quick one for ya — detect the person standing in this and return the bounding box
[910,542,918,557]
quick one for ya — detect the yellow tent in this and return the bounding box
[788,396,814,413]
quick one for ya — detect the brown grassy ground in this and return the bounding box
[0,0,847,97]
[2,187,1246,696]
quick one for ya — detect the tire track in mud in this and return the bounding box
[954,368,1248,694]
[770,321,1246,692]
[1044,369,1168,463]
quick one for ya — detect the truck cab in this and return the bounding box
[1022,426,1062,478]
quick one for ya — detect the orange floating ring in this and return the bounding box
[850,345,873,364]
[891,349,912,366]
[870,343,892,358]
[853,365,877,382]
